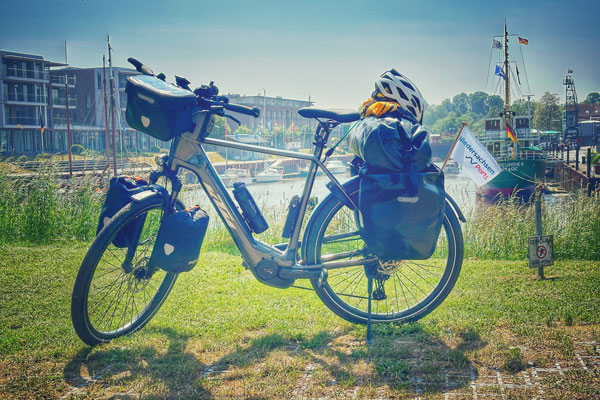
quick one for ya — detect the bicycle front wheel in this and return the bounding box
[71,193,180,346]
[302,180,463,324]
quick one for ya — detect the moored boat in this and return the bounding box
[325,159,347,174]
[255,167,283,183]
[220,168,253,187]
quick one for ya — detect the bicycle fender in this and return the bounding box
[131,184,168,202]
[445,194,466,223]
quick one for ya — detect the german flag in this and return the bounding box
[518,37,528,45]
[506,122,519,143]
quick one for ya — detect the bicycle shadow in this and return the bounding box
[63,323,485,398]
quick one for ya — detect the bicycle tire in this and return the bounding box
[302,178,463,324]
[71,193,181,346]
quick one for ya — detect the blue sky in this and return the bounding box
[1,0,598,109]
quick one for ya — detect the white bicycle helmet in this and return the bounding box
[374,69,425,123]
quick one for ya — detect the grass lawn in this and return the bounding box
[0,245,599,399]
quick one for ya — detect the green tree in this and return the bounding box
[533,92,561,131]
[469,91,489,116]
[211,116,230,139]
[452,92,469,114]
[511,98,536,116]
[486,95,504,117]
[583,92,600,104]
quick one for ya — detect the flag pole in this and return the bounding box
[441,121,467,171]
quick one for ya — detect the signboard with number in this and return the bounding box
[528,235,554,268]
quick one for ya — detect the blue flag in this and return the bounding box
[495,65,506,80]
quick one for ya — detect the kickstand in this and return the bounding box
[366,274,373,345]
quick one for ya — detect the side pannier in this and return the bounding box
[358,167,445,261]
[125,75,197,141]
[150,205,209,273]
[97,175,148,248]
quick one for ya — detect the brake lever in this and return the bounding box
[224,113,241,125]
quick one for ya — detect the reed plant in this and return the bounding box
[463,192,600,261]
[0,164,103,244]
[1,162,599,261]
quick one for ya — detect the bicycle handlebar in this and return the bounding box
[222,102,260,118]
[126,57,260,119]
[127,57,154,76]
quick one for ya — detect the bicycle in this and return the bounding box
[71,58,466,346]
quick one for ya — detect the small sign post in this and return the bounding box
[528,235,554,269]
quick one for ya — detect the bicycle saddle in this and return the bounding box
[298,107,360,123]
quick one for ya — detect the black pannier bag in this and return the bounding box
[150,205,209,273]
[97,175,148,248]
[348,116,431,172]
[125,74,197,141]
[358,168,445,261]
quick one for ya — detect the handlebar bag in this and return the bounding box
[97,175,148,248]
[125,75,197,141]
[150,205,209,273]
[348,116,432,172]
[358,167,445,261]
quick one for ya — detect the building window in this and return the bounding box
[86,94,92,109]
[97,73,102,90]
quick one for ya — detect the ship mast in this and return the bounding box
[504,22,510,120]
[503,21,517,160]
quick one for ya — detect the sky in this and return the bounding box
[1,0,599,109]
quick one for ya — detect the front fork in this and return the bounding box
[120,167,182,278]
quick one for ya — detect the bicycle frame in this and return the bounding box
[152,111,371,285]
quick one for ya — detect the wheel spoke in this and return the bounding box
[307,187,462,323]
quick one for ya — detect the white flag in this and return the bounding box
[450,127,502,186]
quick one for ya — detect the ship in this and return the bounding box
[477,23,545,199]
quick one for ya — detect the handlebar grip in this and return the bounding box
[127,57,154,76]
[223,102,260,118]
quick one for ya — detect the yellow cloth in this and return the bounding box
[360,97,399,118]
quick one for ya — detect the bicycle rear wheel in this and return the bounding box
[71,193,180,346]
[302,179,463,324]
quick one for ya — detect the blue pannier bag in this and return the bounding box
[125,74,197,141]
[358,167,445,262]
[348,116,431,172]
[150,205,209,273]
[97,175,148,248]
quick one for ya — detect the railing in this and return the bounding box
[5,116,42,126]
[4,93,47,103]
[482,132,541,141]
[4,68,49,80]
[50,75,76,85]
[52,97,77,107]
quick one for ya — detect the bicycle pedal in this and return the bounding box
[318,269,328,288]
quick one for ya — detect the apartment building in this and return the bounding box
[226,94,313,133]
[49,66,166,155]
[0,50,63,154]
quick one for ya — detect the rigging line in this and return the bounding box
[519,43,532,94]
[485,44,494,92]
[509,67,523,100]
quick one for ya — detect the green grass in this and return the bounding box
[1,245,599,398]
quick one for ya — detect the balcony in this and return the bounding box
[52,97,77,108]
[51,75,76,86]
[4,92,47,104]
[3,68,49,81]
[4,116,42,127]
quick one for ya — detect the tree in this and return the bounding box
[485,95,504,117]
[452,92,469,114]
[583,92,600,104]
[211,116,230,139]
[533,92,561,132]
[469,91,489,116]
[511,98,536,116]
